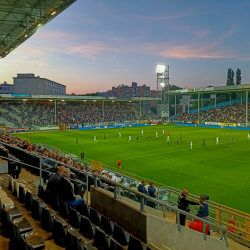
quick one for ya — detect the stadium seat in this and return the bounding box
[11,217,33,244]
[44,189,52,205]
[109,186,115,193]
[123,190,130,198]
[31,198,46,221]
[0,190,7,199]
[128,235,144,250]
[69,207,81,229]
[52,216,68,247]
[25,191,38,211]
[79,216,95,240]
[93,227,110,250]
[38,185,45,199]
[89,207,100,226]
[21,230,45,250]
[82,203,89,217]
[41,206,56,232]
[100,214,114,235]
[130,193,139,202]
[51,194,60,212]
[74,181,87,197]
[1,206,22,237]
[110,238,125,250]
[65,228,85,250]
[113,223,130,246]
[18,185,26,203]
[83,243,97,250]
[0,197,14,219]
[59,200,69,219]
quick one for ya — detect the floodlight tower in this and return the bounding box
[156,64,170,119]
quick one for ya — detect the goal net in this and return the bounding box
[0,126,7,135]
[91,160,102,171]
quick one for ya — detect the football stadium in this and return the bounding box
[0,1,250,250]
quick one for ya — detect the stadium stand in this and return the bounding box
[0,133,247,250]
[173,102,250,124]
[0,102,155,128]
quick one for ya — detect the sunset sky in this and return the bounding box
[1,0,250,94]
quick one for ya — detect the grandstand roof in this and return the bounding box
[0,94,160,102]
[0,0,77,58]
[169,84,250,95]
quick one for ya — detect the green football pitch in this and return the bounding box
[18,125,250,213]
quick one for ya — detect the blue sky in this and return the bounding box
[1,0,250,94]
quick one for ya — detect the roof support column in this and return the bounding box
[246,90,248,128]
[198,93,200,124]
[188,95,190,113]
[54,100,57,123]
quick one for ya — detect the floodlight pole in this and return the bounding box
[246,90,248,127]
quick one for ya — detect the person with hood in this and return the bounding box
[197,195,209,218]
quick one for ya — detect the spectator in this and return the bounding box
[81,150,84,160]
[111,174,118,182]
[189,214,210,235]
[177,189,201,226]
[117,175,122,182]
[148,182,157,208]
[46,166,65,194]
[31,144,36,153]
[55,168,85,215]
[27,145,32,151]
[37,146,43,155]
[197,195,209,218]
[138,180,147,205]
[123,180,130,188]
[43,151,54,167]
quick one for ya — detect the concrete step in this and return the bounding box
[149,243,161,250]
[157,244,172,250]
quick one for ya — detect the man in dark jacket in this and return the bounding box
[148,182,157,208]
[46,166,65,194]
[177,189,202,226]
[138,180,147,205]
[55,168,85,215]
[197,195,209,218]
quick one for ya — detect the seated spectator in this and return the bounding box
[55,168,85,215]
[197,195,209,218]
[31,144,36,153]
[148,182,157,208]
[117,175,122,182]
[111,174,118,182]
[189,214,210,235]
[37,146,43,155]
[46,166,65,194]
[138,180,147,204]
[123,180,130,188]
[43,151,54,167]
[27,145,32,151]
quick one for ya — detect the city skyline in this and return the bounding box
[1,0,250,94]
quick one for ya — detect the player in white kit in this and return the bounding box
[248,133,250,139]
[94,136,97,142]
[190,140,193,149]
[162,129,164,136]
[216,137,219,144]
[167,135,170,142]
[141,130,143,136]
[119,132,121,138]
[128,135,131,142]
[156,132,158,139]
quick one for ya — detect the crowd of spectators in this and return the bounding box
[0,102,138,128]
[174,103,250,124]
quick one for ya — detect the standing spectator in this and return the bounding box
[138,180,147,205]
[81,150,84,160]
[55,168,85,215]
[197,195,209,218]
[148,182,157,208]
[37,146,43,155]
[177,189,202,226]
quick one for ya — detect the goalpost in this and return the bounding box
[0,126,7,135]
[91,160,102,171]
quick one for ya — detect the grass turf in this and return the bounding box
[17,125,250,213]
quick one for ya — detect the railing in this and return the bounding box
[0,140,230,247]
[12,139,250,247]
